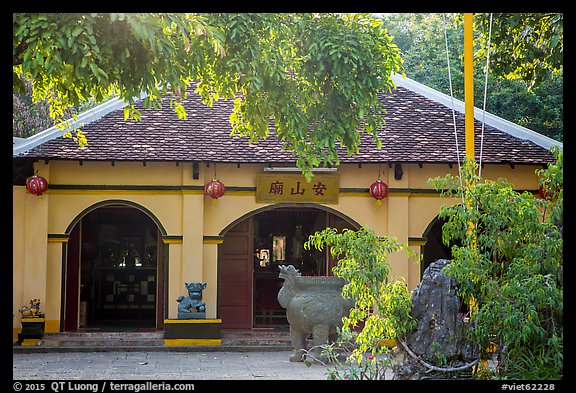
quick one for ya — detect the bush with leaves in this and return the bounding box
[429,150,563,379]
[301,329,392,380]
[305,226,417,374]
[301,320,403,380]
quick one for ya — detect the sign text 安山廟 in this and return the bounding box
[255,173,339,204]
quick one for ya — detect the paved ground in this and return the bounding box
[13,351,333,381]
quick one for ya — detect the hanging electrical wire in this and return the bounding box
[442,13,464,204]
[478,13,493,179]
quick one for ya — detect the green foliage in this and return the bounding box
[430,341,448,367]
[327,354,391,380]
[302,330,393,380]
[536,146,563,224]
[482,73,563,142]
[305,227,417,361]
[504,341,563,380]
[378,13,563,142]
[13,76,109,141]
[473,13,563,91]
[12,77,67,138]
[13,13,403,180]
[429,152,563,379]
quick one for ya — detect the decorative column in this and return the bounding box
[202,236,224,320]
[181,191,205,285]
[45,235,67,333]
[387,165,410,282]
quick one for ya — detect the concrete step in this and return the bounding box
[39,331,164,348]
[14,329,299,352]
[221,330,292,347]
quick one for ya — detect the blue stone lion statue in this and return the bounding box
[177,282,207,319]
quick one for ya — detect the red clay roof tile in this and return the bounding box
[16,86,556,165]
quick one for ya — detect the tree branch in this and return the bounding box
[398,339,479,373]
[13,42,28,66]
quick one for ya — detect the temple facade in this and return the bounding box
[12,75,560,337]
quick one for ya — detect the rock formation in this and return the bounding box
[393,259,478,379]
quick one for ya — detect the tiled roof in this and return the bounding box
[14,81,557,165]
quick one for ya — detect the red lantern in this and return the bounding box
[205,179,226,200]
[26,175,49,196]
[538,185,549,200]
[538,184,560,200]
[369,179,388,205]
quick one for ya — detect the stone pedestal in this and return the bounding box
[163,319,222,346]
[17,317,45,346]
[177,312,205,319]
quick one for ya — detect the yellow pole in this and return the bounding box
[464,13,475,159]
[463,13,477,242]
[463,15,477,320]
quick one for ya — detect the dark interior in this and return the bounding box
[78,206,160,330]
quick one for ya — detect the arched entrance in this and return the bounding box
[63,202,165,331]
[218,204,360,330]
[421,215,453,277]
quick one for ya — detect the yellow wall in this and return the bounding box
[13,159,543,335]
[13,186,26,339]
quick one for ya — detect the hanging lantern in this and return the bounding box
[538,185,549,200]
[369,179,388,205]
[205,179,226,200]
[26,175,49,196]
[538,183,560,201]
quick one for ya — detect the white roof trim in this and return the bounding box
[391,74,562,151]
[13,92,147,157]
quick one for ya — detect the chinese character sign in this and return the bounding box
[256,173,339,204]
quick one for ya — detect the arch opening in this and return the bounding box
[218,205,359,330]
[64,202,165,331]
[421,215,453,278]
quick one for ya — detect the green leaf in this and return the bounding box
[174,102,187,120]
[72,26,83,37]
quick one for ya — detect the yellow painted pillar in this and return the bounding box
[464,12,475,159]
[177,162,206,318]
[178,161,205,286]
[202,239,222,319]
[45,240,64,333]
[387,194,410,281]
[386,166,410,282]
[464,14,479,316]
[181,193,205,281]
[165,240,183,319]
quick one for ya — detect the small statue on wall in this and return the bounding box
[19,299,44,318]
[177,282,207,319]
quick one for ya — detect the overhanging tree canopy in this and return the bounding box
[13,13,404,179]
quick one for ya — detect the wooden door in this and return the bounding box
[219,218,253,329]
